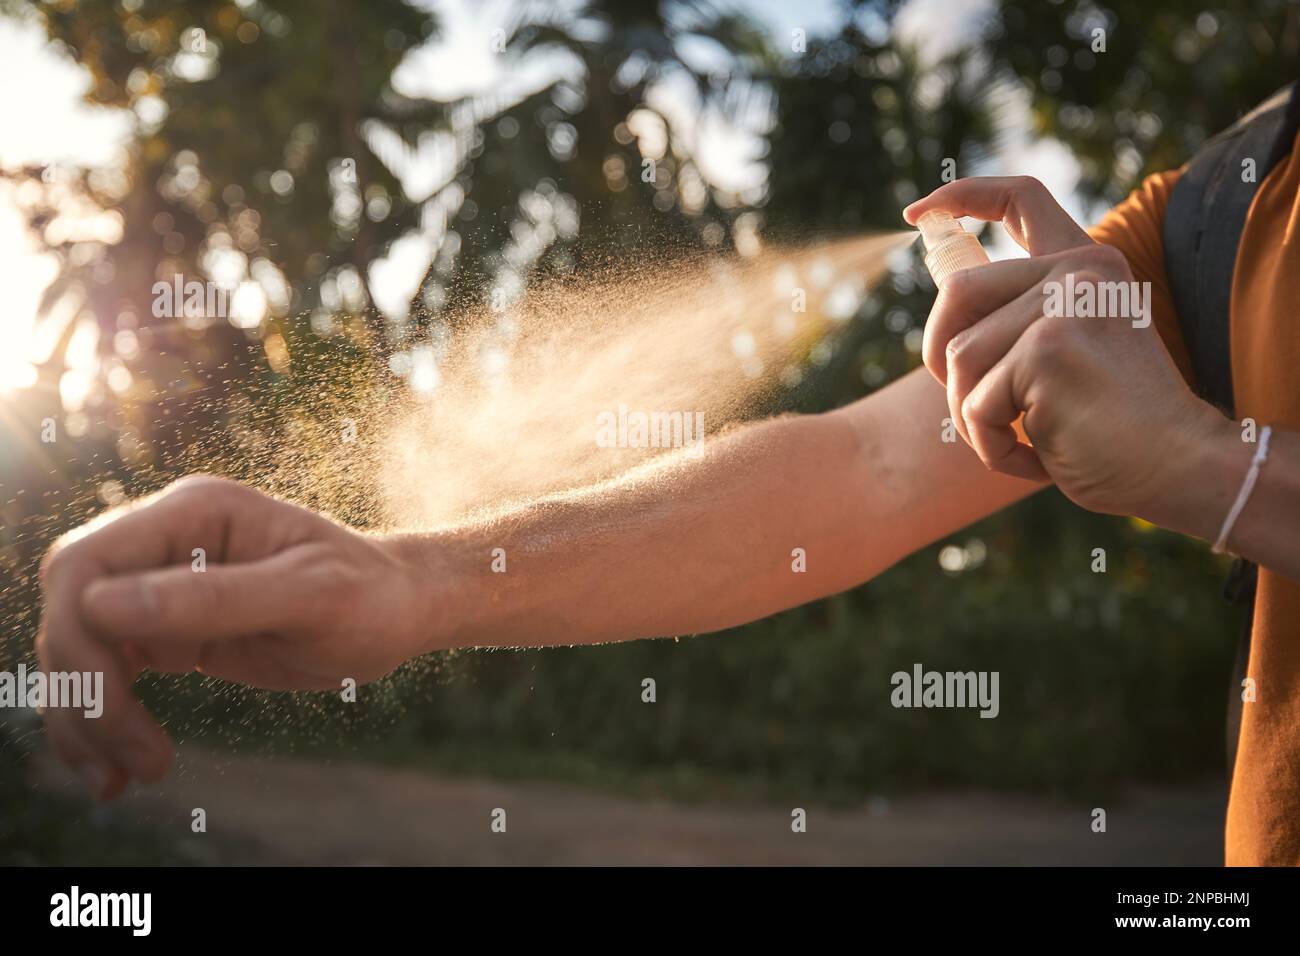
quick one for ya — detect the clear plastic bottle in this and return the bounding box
[916,210,990,287]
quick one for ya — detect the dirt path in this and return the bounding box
[31,747,1226,865]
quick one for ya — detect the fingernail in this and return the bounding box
[76,762,110,800]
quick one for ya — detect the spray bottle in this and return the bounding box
[917,209,1034,449]
[916,210,989,287]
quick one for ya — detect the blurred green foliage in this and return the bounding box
[1,0,1277,857]
[989,0,1300,204]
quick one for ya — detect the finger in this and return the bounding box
[37,624,131,800]
[34,477,259,792]
[37,584,173,787]
[922,255,1056,383]
[905,176,1093,256]
[59,476,250,574]
[43,714,131,801]
[960,336,1051,483]
[81,545,325,645]
[944,283,1046,444]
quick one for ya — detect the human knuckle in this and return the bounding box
[39,538,80,585]
[1014,175,1046,195]
[169,473,245,506]
[945,327,972,359]
[945,334,973,377]
[1084,243,1128,274]
[170,472,228,492]
[1046,260,1075,282]
[1068,268,1106,290]
[1026,319,1068,359]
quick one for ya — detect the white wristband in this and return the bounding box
[1212,425,1272,555]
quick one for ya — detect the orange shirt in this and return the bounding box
[1090,133,1300,866]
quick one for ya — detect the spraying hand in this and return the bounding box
[905,176,1232,529]
[36,475,431,800]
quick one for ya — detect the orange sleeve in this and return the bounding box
[1087,170,1195,387]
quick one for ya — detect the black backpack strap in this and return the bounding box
[1161,79,1300,780]
[1163,81,1298,417]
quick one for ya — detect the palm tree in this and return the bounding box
[402,0,772,337]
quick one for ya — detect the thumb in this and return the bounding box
[81,546,322,644]
[904,176,1092,256]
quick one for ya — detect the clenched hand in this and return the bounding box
[36,475,432,800]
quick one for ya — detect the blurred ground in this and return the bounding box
[28,746,1225,865]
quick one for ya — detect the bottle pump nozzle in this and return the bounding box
[917,210,990,287]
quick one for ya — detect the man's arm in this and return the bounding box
[393,366,1047,651]
[906,175,1300,581]
[41,365,1041,797]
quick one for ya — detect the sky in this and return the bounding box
[0,0,1080,394]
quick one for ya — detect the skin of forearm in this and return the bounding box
[390,410,877,651]
[387,368,1044,652]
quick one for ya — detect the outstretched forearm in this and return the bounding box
[393,367,1045,651]
[36,368,1043,795]
[395,411,872,649]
